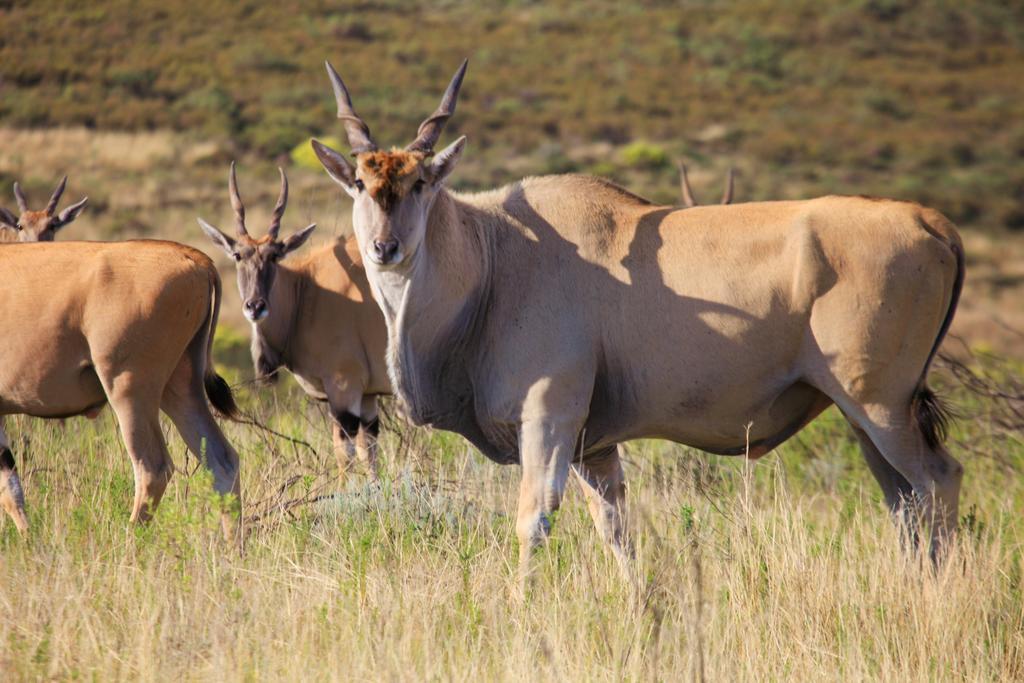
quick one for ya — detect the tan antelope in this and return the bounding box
[679,163,734,207]
[0,240,241,537]
[198,163,389,478]
[0,176,88,242]
[311,61,964,579]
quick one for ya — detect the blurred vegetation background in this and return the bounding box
[1,0,1023,358]
[3,0,1023,216]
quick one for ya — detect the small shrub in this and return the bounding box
[291,136,344,170]
[621,141,669,169]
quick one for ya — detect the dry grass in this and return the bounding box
[1,374,1022,681]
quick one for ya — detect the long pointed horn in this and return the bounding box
[720,168,735,205]
[406,59,469,155]
[679,163,699,208]
[45,175,68,215]
[228,161,248,237]
[268,167,288,240]
[325,61,377,155]
[13,182,28,213]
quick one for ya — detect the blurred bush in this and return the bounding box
[291,136,344,170]
[621,141,669,170]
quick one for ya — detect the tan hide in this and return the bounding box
[0,240,240,537]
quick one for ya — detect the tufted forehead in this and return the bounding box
[356,149,425,209]
[236,233,276,249]
[19,210,50,226]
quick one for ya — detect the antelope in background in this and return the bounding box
[312,60,965,582]
[679,163,735,207]
[0,176,88,242]
[0,240,241,537]
[199,163,388,480]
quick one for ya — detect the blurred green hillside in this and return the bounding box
[2,0,1023,229]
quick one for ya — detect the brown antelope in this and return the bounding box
[198,163,389,478]
[0,240,241,537]
[311,60,964,580]
[0,176,88,242]
[679,163,734,206]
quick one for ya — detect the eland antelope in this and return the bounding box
[311,60,965,578]
[0,176,88,242]
[0,240,241,536]
[199,163,389,479]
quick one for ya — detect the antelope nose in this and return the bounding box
[244,298,268,321]
[372,238,399,263]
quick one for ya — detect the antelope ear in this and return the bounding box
[53,197,88,229]
[427,135,466,186]
[311,139,359,196]
[0,206,17,229]
[280,223,317,256]
[197,217,237,255]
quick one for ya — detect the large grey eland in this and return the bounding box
[0,240,242,538]
[310,60,964,578]
[198,163,389,479]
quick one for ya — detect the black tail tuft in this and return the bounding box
[205,372,241,421]
[912,385,953,450]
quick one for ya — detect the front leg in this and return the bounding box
[356,395,380,481]
[330,411,360,479]
[573,445,634,576]
[325,375,368,480]
[516,416,581,583]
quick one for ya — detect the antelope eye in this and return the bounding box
[412,179,426,193]
[354,179,365,192]
[232,252,242,262]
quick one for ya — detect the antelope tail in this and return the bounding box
[203,269,241,420]
[911,223,965,450]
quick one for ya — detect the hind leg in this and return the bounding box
[866,419,961,561]
[330,411,360,479]
[839,400,962,560]
[849,424,919,549]
[573,445,632,574]
[162,380,241,541]
[325,378,370,480]
[105,393,172,523]
[0,419,28,533]
[357,396,380,480]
